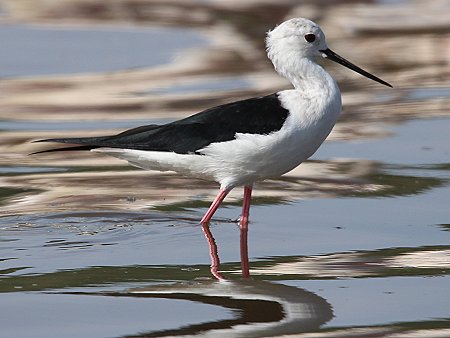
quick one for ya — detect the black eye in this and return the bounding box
[304,34,316,43]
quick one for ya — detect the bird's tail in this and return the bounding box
[30,137,103,155]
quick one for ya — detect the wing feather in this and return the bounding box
[35,93,289,154]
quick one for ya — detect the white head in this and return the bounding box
[266,18,392,88]
[266,18,327,82]
[266,18,327,62]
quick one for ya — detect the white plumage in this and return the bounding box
[37,17,391,279]
[95,18,343,191]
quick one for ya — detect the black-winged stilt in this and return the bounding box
[35,18,391,278]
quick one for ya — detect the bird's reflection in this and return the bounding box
[201,214,250,280]
[120,278,333,337]
[240,223,250,278]
[200,222,225,280]
[61,223,333,336]
[112,224,332,336]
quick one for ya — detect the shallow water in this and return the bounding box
[1,3,450,337]
[1,116,449,336]
[0,23,207,77]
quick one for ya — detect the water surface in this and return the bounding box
[1,2,449,337]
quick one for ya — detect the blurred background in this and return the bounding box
[0,0,449,212]
[0,1,449,337]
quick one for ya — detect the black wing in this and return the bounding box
[34,93,289,154]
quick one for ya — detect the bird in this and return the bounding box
[34,18,391,237]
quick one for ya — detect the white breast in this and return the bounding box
[193,87,341,188]
[94,86,341,190]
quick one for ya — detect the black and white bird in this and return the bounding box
[35,18,391,230]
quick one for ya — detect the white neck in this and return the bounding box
[275,57,339,96]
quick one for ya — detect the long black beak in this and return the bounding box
[320,48,392,88]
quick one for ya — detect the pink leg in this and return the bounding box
[200,188,230,280]
[200,188,230,225]
[240,185,252,278]
[240,185,252,230]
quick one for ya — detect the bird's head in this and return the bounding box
[266,18,392,88]
[266,18,327,62]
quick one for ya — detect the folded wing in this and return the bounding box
[35,93,289,154]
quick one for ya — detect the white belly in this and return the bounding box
[94,89,341,189]
[199,115,338,187]
[95,111,338,190]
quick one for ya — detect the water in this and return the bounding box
[1,4,450,337]
[1,292,232,338]
[316,117,450,165]
[1,117,449,336]
[0,119,172,132]
[0,23,207,77]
